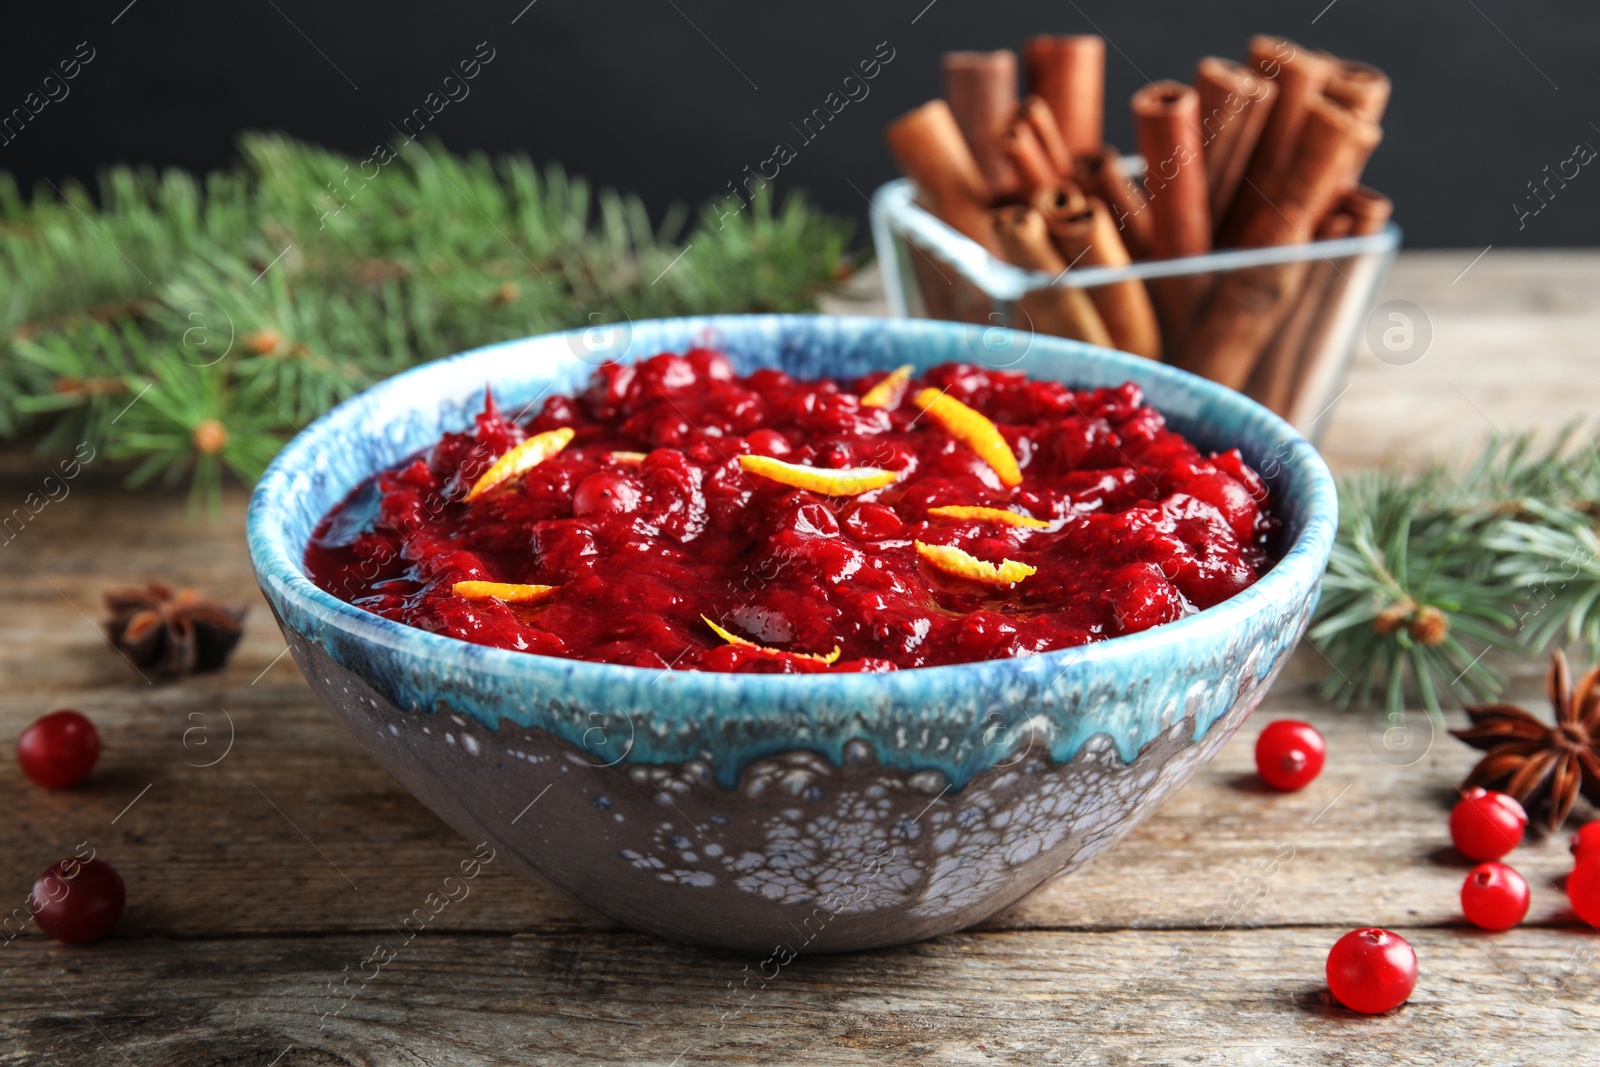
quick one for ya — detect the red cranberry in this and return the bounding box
[16,711,100,789]
[1449,788,1527,861]
[1210,448,1269,502]
[636,353,697,400]
[1108,562,1184,633]
[1571,821,1600,863]
[1460,861,1530,931]
[745,429,791,457]
[1568,857,1600,926]
[1253,720,1325,792]
[843,503,903,541]
[585,361,638,417]
[530,523,598,574]
[684,347,736,382]
[771,499,839,539]
[922,362,992,402]
[30,857,126,943]
[572,472,642,517]
[538,395,582,424]
[1326,928,1417,1014]
[1176,467,1258,540]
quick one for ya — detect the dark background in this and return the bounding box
[2,0,1595,248]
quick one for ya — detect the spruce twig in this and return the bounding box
[1312,428,1600,717]
[0,133,856,508]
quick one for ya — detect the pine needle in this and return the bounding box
[1312,428,1600,717]
[0,133,856,509]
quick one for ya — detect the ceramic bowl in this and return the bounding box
[247,314,1336,952]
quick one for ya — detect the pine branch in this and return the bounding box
[1488,500,1600,649]
[0,133,856,507]
[1312,428,1600,718]
[11,318,144,454]
[112,358,286,507]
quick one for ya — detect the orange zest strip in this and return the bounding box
[465,427,576,502]
[911,388,1022,488]
[701,614,841,665]
[452,581,556,603]
[738,454,899,496]
[914,541,1037,585]
[609,451,647,465]
[859,364,915,409]
[927,505,1051,529]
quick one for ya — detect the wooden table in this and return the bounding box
[2,252,1592,1064]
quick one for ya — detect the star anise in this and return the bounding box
[102,582,247,678]
[1450,650,1600,831]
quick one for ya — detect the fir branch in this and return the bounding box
[11,318,142,454]
[1312,429,1600,718]
[111,358,286,508]
[1488,500,1600,649]
[0,133,856,507]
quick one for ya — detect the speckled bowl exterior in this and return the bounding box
[247,314,1336,952]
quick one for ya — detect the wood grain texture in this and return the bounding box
[1,252,1595,1063]
[3,927,1595,1066]
[1320,250,1600,473]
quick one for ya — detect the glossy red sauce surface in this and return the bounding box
[304,351,1276,673]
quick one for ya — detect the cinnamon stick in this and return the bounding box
[1281,187,1395,429]
[1244,211,1354,415]
[1177,260,1314,391]
[905,247,1003,327]
[1132,81,1213,351]
[1218,38,1335,244]
[1003,121,1063,197]
[1045,197,1163,360]
[992,205,1113,347]
[1021,95,1073,177]
[886,100,1003,256]
[1024,35,1105,157]
[1075,147,1154,260]
[1194,57,1277,225]
[1233,96,1384,247]
[905,248,960,320]
[1031,180,1091,273]
[1325,60,1391,123]
[1326,183,1394,235]
[1133,81,1213,259]
[1031,181,1089,226]
[943,50,1021,199]
[1180,98,1384,389]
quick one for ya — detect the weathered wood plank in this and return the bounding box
[2,927,1594,1065]
[1322,250,1600,473]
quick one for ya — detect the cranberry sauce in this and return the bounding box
[305,352,1276,673]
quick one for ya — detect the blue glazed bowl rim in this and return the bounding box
[247,313,1337,708]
